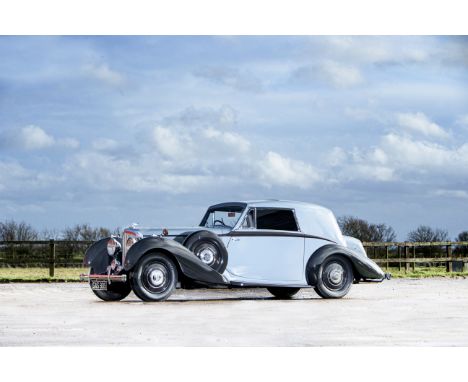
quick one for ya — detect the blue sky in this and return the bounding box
[0,36,467,239]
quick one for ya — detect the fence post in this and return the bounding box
[412,245,416,272]
[386,245,389,271]
[49,239,55,277]
[398,245,401,271]
[404,245,409,272]
[446,244,452,273]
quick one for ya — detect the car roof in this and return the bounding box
[209,199,331,213]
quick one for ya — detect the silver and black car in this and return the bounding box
[81,200,389,302]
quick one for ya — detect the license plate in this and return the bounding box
[91,280,108,291]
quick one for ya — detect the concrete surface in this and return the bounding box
[1,279,468,346]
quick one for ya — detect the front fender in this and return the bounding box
[123,237,227,285]
[83,237,119,274]
[306,244,385,285]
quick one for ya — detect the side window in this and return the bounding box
[241,209,255,229]
[256,209,299,231]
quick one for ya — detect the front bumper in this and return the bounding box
[80,273,127,283]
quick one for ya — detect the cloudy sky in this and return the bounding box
[0,36,467,239]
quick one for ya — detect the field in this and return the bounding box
[1,266,467,283]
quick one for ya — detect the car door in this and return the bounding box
[226,208,305,283]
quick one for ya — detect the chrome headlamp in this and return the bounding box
[107,237,121,256]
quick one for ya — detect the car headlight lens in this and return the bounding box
[107,237,121,256]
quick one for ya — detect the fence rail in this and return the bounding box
[362,241,468,273]
[1,240,468,277]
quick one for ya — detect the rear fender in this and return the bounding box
[123,237,227,285]
[306,244,385,285]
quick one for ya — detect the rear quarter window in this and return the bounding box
[256,209,299,231]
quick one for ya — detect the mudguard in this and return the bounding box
[83,237,119,274]
[306,244,385,285]
[123,236,227,285]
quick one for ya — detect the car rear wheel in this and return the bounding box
[267,287,300,299]
[314,255,353,299]
[131,253,177,302]
[90,268,131,302]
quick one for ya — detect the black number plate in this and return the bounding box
[90,280,108,291]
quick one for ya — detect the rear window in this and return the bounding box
[256,209,299,231]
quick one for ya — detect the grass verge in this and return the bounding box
[0,266,467,282]
[0,267,87,282]
[385,267,468,278]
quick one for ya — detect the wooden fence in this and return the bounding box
[362,241,468,272]
[0,240,94,277]
[1,240,468,277]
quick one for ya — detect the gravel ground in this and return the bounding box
[1,278,468,346]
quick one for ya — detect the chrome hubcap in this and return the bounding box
[197,245,216,265]
[148,268,165,287]
[327,264,344,285]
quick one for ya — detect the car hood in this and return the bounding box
[130,226,231,241]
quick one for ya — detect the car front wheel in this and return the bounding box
[267,287,300,299]
[90,268,131,302]
[131,253,178,302]
[314,255,353,299]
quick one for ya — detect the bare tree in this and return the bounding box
[407,225,449,242]
[338,216,396,242]
[0,220,38,241]
[456,231,468,242]
[62,224,111,241]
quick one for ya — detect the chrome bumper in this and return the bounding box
[80,273,127,283]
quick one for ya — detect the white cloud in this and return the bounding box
[84,63,124,86]
[0,159,64,192]
[193,66,263,92]
[293,60,363,88]
[433,189,468,199]
[257,151,321,189]
[58,137,80,149]
[322,36,431,66]
[152,126,190,160]
[4,125,80,151]
[92,138,119,151]
[202,128,250,153]
[396,112,449,138]
[319,60,363,88]
[18,125,55,150]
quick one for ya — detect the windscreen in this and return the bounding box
[200,205,245,229]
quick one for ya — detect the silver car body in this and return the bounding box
[129,200,371,287]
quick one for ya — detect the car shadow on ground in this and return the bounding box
[114,295,323,303]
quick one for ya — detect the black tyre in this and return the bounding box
[314,255,353,299]
[184,231,228,273]
[131,253,177,302]
[90,269,131,302]
[267,287,300,299]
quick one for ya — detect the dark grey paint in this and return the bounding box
[306,244,385,285]
[123,236,227,285]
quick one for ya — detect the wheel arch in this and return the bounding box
[124,236,227,285]
[305,244,384,285]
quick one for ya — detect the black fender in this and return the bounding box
[83,237,120,274]
[305,244,385,286]
[123,236,227,285]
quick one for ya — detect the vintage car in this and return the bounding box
[81,200,389,302]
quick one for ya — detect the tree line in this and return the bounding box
[338,216,468,243]
[0,218,467,243]
[0,220,119,242]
